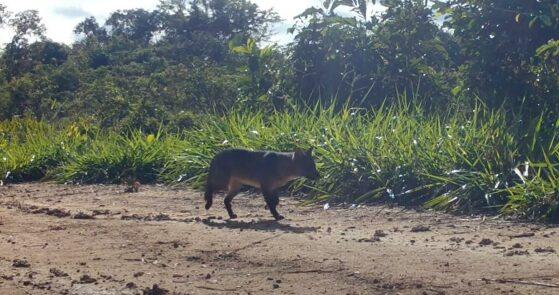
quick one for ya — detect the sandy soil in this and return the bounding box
[0,182,558,294]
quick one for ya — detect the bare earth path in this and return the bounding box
[0,183,558,294]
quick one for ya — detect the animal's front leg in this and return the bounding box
[262,188,283,220]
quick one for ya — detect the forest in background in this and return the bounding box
[2,0,559,128]
[2,0,559,221]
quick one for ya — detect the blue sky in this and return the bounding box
[0,0,325,45]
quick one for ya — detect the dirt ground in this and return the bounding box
[0,183,558,294]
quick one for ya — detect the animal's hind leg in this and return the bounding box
[205,166,229,210]
[205,179,225,210]
[224,180,241,219]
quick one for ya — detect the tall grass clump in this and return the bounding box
[164,102,559,222]
[0,119,83,183]
[1,119,175,185]
[59,131,175,184]
[501,116,559,221]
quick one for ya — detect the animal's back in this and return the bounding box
[207,149,292,187]
[210,149,263,176]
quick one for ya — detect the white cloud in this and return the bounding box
[53,6,91,19]
[254,0,319,44]
[0,0,329,45]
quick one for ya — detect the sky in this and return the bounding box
[0,0,326,45]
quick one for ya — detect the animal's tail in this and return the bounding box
[204,162,214,210]
[204,184,213,210]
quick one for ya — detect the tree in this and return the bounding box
[230,38,287,107]
[156,0,279,61]
[105,9,158,45]
[74,17,108,41]
[434,0,559,113]
[2,10,47,80]
[8,10,45,44]
[373,0,455,107]
[0,4,10,27]
[290,0,455,107]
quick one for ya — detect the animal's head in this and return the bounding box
[294,147,320,180]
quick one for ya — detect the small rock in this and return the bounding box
[273,283,280,289]
[449,237,464,243]
[153,213,170,221]
[126,282,137,289]
[534,247,556,253]
[411,225,430,232]
[124,181,141,193]
[374,230,388,237]
[92,209,110,216]
[143,284,169,295]
[79,274,97,284]
[133,271,144,278]
[509,232,535,238]
[12,259,30,268]
[73,212,94,220]
[504,250,529,256]
[478,238,494,246]
[49,268,68,277]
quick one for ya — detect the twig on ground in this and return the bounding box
[195,285,239,292]
[284,268,343,274]
[481,278,559,288]
[230,234,282,254]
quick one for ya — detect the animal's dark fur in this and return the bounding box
[204,148,319,220]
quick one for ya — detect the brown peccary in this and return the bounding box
[204,148,319,220]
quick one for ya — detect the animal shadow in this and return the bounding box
[202,218,318,234]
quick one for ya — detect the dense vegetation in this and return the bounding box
[2,0,559,221]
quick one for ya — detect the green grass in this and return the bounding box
[0,119,80,182]
[2,103,559,222]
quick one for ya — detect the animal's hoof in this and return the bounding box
[274,215,284,221]
[205,203,212,210]
[229,214,238,219]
